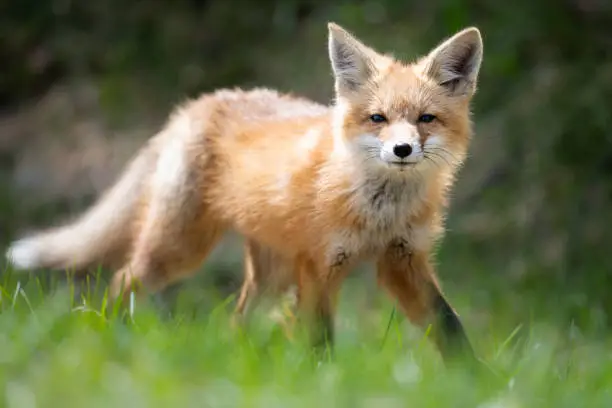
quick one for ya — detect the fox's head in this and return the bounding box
[328,23,483,175]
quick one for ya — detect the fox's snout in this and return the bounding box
[380,140,424,165]
[378,122,424,166]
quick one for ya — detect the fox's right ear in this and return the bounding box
[327,23,377,97]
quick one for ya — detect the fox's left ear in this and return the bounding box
[421,27,483,97]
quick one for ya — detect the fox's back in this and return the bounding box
[210,87,329,123]
[179,87,333,162]
[180,88,336,253]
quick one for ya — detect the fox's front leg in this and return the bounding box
[376,240,474,362]
[294,255,347,354]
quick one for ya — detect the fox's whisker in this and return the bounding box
[426,147,461,161]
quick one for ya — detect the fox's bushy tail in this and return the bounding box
[5,141,157,273]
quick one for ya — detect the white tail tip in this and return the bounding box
[5,239,42,270]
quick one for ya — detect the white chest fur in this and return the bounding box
[323,174,433,268]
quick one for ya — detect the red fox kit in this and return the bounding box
[6,23,483,361]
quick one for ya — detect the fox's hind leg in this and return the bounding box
[233,239,296,334]
[234,240,265,320]
[110,187,226,303]
[109,117,226,303]
[110,193,226,305]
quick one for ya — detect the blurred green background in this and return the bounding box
[1,0,612,337]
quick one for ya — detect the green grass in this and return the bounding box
[1,267,611,408]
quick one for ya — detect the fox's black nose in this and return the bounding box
[393,143,413,159]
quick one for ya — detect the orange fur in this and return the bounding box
[6,23,484,361]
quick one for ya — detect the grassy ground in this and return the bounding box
[1,260,611,408]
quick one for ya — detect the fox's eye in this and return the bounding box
[418,114,436,123]
[369,114,387,123]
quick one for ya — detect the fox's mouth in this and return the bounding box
[389,161,417,168]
